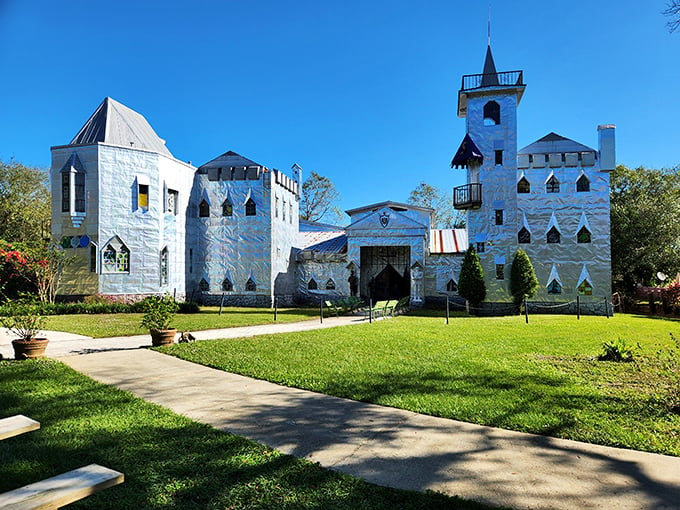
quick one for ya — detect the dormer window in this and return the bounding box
[446,279,458,292]
[199,199,210,218]
[222,278,233,292]
[546,175,560,193]
[308,278,318,290]
[576,174,590,192]
[326,279,336,290]
[245,198,256,216]
[483,100,500,125]
[577,226,592,243]
[547,226,561,244]
[518,227,531,244]
[547,280,562,294]
[222,199,233,217]
[517,177,530,194]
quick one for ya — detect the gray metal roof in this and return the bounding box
[519,132,595,155]
[199,150,262,169]
[345,201,433,217]
[70,97,173,157]
[300,231,347,255]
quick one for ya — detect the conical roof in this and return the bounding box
[481,45,499,86]
[70,97,173,157]
[451,133,484,168]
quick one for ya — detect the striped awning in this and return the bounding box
[429,229,468,254]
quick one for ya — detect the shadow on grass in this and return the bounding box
[0,360,492,510]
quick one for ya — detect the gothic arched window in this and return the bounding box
[308,278,318,290]
[547,226,561,244]
[517,177,530,194]
[222,199,233,217]
[222,278,233,292]
[518,227,531,244]
[325,279,336,290]
[446,279,458,292]
[199,199,210,218]
[546,175,560,193]
[576,174,590,192]
[547,280,562,294]
[245,277,257,291]
[577,226,592,243]
[245,198,256,216]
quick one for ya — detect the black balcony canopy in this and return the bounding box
[451,134,484,169]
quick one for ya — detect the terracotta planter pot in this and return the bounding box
[12,338,49,360]
[150,328,177,347]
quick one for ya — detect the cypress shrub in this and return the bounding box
[458,245,486,308]
[509,248,539,304]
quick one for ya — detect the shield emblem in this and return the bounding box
[379,212,390,228]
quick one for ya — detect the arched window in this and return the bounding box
[483,100,500,125]
[517,177,530,194]
[577,226,591,243]
[199,278,209,291]
[446,279,458,292]
[222,278,233,292]
[199,200,210,218]
[546,175,560,193]
[578,280,593,296]
[102,238,130,273]
[245,198,256,216]
[547,280,562,294]
[518,227,531,244]
[245,277,256,291]
[222,199,233,217]
[160,247,168,285]
[576,174,590,192]
[325,278,336,290]
[308,278,318,290]
[547,226,561,244]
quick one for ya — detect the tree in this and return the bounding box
[509,249,539,305]
[299,171,341,223]
[0,159,50,246]
[458,245,486,308]
[664,1,680,33]
[610,164,680,292]
[407,182,465,228]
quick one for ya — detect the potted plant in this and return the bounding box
[140,294,179,347]
[0,299,49,360]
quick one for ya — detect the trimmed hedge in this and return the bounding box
[0,299,200,317]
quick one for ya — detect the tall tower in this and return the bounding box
[452,46,526,308]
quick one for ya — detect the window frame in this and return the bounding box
[517,177,530,194]
[546,175,560,193]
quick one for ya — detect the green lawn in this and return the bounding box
[0,360,495,509]
[44,307,319,338]
[161,313,680,457]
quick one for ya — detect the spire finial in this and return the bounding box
[488,4,491,46]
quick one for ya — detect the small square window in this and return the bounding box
[475,242,485,253]
[495,209,503,225]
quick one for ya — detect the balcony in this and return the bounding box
[453,183,482,210]
[461,70,524,91]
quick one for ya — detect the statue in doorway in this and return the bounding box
[348,269,358,297]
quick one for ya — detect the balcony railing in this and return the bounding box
[453,183,482,210]
[461,70,524,91]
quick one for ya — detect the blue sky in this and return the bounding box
[1,0,678,216]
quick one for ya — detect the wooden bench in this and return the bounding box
[0,463,124,510]
[0,415,40,441]
[324,300,341,317]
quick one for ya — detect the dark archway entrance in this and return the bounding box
[360,246,410,301]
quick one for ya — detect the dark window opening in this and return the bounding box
[446,279,458,292]
[483,100,500,125]
[326,279,336,290]
[308,278,318,290]
[222,200,233,217]
[578,280,593,296]
[476,242,485,253]
[518,227,531,244]
[547,280,562,294]
[547,226,561,244]
[75,173,85,212]
[577,226,591,243]
[495,264,505,280]
[495,209,504,225]
[546,176,560,193]
[89,243,97,273]
[245,198,256,216]
[517,177,530,194]
[576,174,590,192]
[138,184,149,211]
[246,277,256,291]
[199,278,209,291]
[495,150,503,166]
[222,278,233,292]
[199,199,210,217]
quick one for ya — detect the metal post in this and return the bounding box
[524,296,529,324]
[274,295,278,321]
[577,295,581,320]
[320,298,323,324]
[446,297,450,325]
[369,298,373,324]
[173,288,177,301]
[219,292,225,315]
[604,296,609,318]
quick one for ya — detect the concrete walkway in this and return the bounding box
[5,317,680,509]
[0,315,365,359]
